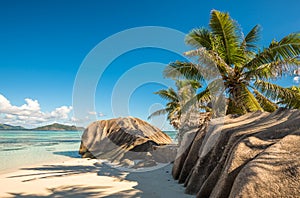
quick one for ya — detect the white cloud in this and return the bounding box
[0,94,74,128]
[99,112,106,117]
[49,106,73,119]
[88,111,106,117]
[88,111,97,115]
[69,111,107,128]
[4,114,16,119]
[293,76,300,84]
[0,95,41,117]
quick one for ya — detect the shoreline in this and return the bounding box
[0,157,193,197]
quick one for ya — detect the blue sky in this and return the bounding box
[0,0,299,128]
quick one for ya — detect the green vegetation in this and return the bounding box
[154,9,300,123]
[0,123,84,131]
[0,124,26,130]
[33,123,84,131]
[277,85,300,108]
[148,80,203,129]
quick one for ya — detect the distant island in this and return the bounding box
[0,124,26,130]
[0,123,85,131]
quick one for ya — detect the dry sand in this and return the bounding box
[0,158,193,198]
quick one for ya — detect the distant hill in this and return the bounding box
[0,123,84,131]
[0,124,26,130]
[33,123,84,131]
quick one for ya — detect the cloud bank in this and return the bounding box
[0,94,74,128]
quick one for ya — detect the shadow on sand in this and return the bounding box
[52,150,81,158]
[6,161,192,198]
[8,185,112,198]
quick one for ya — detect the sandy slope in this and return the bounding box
[0,158,193,198]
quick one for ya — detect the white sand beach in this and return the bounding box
[0,158,193,198]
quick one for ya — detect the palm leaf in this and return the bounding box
[253,89,278,112]
[241,25,261,52]
[277,86,300,108]
[209,9,244,65]
[243,57,300,80]
[164,61,205,81]
[185,28,212,49]
[175,79,202,90]
[147,109,167,119]
[239,85,263,112]
[154,88,179,102]
[181,86,211,113]
[199,105,212,112]
[254,80,300,103]
[184,48,234,78]
[166,105,181,121]
[244,33,300,70]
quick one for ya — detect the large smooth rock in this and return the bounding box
[172,129,196,180]
[229,130,300,198]
[172,112,211,180]
[79,117,175,167]
[178,123,208,184]
[172,109,300,197]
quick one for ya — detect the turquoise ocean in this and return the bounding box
[0,130,176,173]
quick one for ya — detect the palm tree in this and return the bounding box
[277,85,300,108]
[164,10,300,115]
[148,79,205,129]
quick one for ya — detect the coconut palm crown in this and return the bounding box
[164,9,300,115]
[148,79,203,129]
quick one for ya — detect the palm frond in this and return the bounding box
[147,109,168,119]
[199,105,212,112]
[154,88,179,102]
[181,86,211,113]
[239,85,263,112]
[166,105,181,120]
[184,48,234,78]
[277,86,300,108]
[185,28,212,49]
[164,61,205,81]
[253,89,278,112]
[242,25,261,53]
[175,79,202,102]
[209,9,244,65]
[244,33,300,71]
[290,85,300,92]
[254,80,300,103]
[175,79,202,90]
[243,57,300,80]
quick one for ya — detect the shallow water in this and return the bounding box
[0,130,177,173]
[0,130,83,173]
[163,131,177,140]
